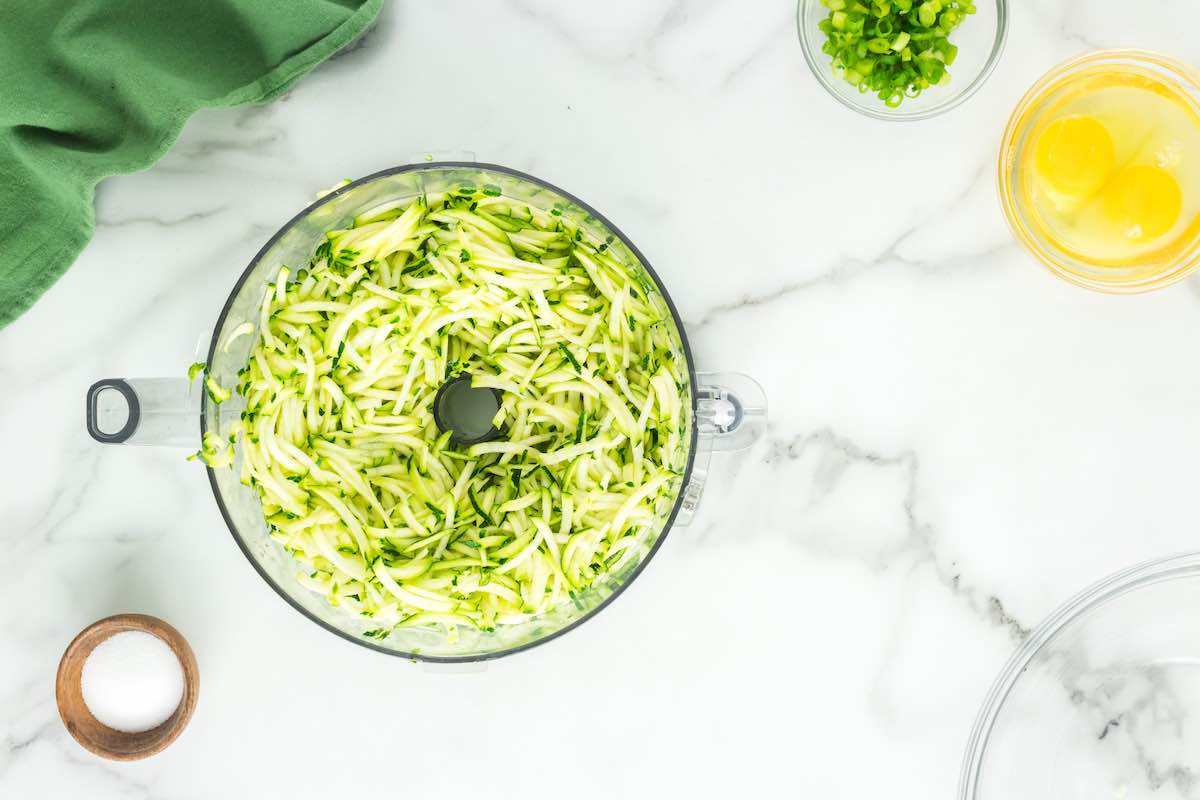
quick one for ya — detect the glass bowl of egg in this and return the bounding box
[999,50,1200,293]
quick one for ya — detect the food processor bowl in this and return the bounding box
[86,163,766,661]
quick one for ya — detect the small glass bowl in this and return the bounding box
[959,553,1200,800]
[796,0,1008,121]
[999,50,1200,293]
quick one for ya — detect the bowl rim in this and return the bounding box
[957,551,1200,800]
[796,0,1009,122]
[996,49,1200,293]
[200,162,701,663]
[55,613,199,760]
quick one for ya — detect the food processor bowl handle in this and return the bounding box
[694,372,766,453]
[673,372,767,527]
[85,377,200,447]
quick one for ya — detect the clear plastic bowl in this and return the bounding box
[85,163,767,662]
[960,553,1200,800]
[998,50,1200,293]
[796,0,1007,121]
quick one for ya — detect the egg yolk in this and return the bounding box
[1035,115,1115,196]
[1101,164,1183,241]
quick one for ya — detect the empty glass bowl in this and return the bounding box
[960,553,1200,800]
[796,0,1008,121]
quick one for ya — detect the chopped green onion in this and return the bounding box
[817,0,975,107]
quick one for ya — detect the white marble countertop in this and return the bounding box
[5,1,1200,797]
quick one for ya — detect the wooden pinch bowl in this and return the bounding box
[55,613,199,760]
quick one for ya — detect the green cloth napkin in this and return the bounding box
[0,0,383,328]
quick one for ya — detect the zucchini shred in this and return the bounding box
[202,183,691,641]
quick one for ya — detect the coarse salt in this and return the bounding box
[80,630,184,733]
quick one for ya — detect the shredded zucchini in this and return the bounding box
[216,185,688,638]
[189,430,234,469]
[205,376,231,404]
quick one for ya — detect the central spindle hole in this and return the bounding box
[433,375,502,445]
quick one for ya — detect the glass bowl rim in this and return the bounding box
[199,161,701,662]
[795,0,1010,122]
[997,49,1200,293]
[957,550,1200,799]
